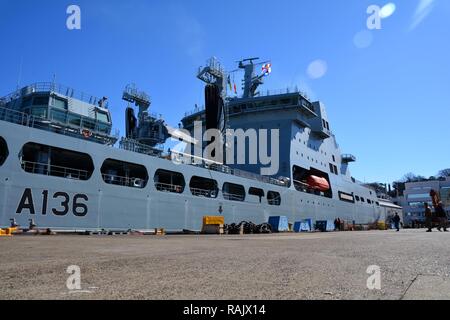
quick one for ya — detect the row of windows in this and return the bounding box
[408,201,433,209]
[21,94,110,124]
[16,142,281,205]
[407,193,431,200]
[339,191,379,206]
[229,97,299,115]
[3,140,382,209]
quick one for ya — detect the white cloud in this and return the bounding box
[410,0,436,30]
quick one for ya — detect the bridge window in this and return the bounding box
[33,95,49,106]
[51,109,67,123]
[68,114,81,127]
[189,176,218,198]
[82,119,96,130]
[20,142,93,180]
[249,187,265,203]
[101,159,148,188]
[0,137,8,166]
[22,96,32,107]
[223,182,245,202]
[268,191,281,206]
[96,111,109,123]
[52,97,68,110]
[154,169,185,193]
[31,107,47,118]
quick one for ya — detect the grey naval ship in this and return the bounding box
[0,57,393,231]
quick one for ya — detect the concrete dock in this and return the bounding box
[1,229,449,300]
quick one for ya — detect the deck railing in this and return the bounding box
[2,82,106,108]
[223,192,245,202]
[21,160,90,180]
[190,187,218,198]
[119,138,163,156]
[155,182,184,193]
[169,150,289,188]
[102,174,147,188]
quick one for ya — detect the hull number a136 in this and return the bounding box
[16,188,88,217]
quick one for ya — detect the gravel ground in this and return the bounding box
[1,229,449,300]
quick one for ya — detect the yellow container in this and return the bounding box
[0,228,15,236]
[203,216,225,226]
[377,222,386,230]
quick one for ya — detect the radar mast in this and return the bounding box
[237,57,271,99]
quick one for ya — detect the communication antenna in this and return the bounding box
[16,56,23,90]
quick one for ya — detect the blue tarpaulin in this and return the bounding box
[316,220,335,232]
[294,219,312,232]
[268,216,289,232]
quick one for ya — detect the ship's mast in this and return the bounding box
[238,57,271,99]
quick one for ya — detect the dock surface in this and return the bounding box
[1,229,449,300]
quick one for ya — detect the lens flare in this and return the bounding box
[307,60,328,79]
[380,3,396,19]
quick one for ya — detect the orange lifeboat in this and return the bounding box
[307,175,330,192]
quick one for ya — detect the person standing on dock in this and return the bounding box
[435,202,448,232]
[393,213,401,232]
[424,202,433,232]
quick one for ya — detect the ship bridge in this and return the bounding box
[182,88,318,132]
[0,82,118,145]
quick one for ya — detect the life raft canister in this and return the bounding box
[306,175,330,191]
[81,129,92,138]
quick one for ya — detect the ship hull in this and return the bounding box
[0,120,383,231]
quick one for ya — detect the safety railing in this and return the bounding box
[119,138,163,156]
[21,160,90,180]
[155,182,184,194]
[102,174,147,188]
[2,82,106,108]
[223,192,245,202]
[168,150,289,188]
[190,187,218,198]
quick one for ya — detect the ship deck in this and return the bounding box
[1,229,449,300]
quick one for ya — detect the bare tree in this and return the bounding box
[365,182,387,195]
[438,168,450,177]
[401,172,426,183]
[391,181,405,197]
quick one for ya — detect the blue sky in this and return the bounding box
[0,0,449,184]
